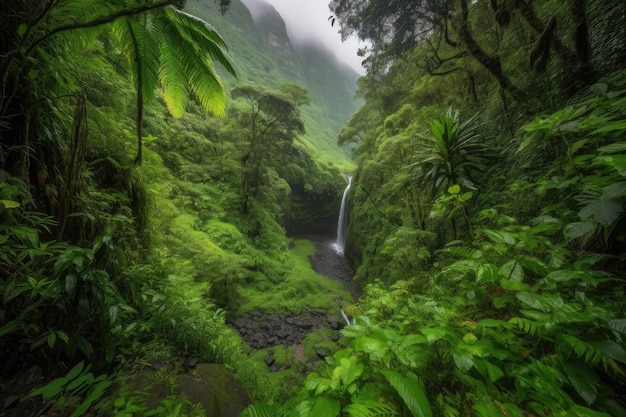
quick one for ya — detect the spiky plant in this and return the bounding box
[412,108,491,196]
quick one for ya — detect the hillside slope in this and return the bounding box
[187,0,360,168]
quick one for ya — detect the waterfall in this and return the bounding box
[333,175,352,256]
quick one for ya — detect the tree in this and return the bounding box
[112,5,236,164]
[0,0,236,175]
[329,0,600,101]
[231,84,307,213]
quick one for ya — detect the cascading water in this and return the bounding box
[333,175,352,256]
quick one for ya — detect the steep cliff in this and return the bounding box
[186,0,360,166]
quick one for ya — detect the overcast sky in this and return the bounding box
[244,0,366,74]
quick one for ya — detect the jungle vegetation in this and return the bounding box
[1,0,626,416]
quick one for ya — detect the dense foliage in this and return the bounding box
[2,0,626,416]
[241,0,626,416]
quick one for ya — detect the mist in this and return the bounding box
[240,0,365,74]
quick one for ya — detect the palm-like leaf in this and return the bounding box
[413,108,490,195]
[111,5,236,163]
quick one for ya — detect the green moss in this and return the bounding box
[235,239,352,315]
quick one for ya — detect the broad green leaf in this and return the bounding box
[598,142,626,154]
[516,292,547,311]
[420,328,449,345]
[578,195,622,227]
[603,181,626,198]
[17,23,27,38]
[561,405,612,417]
[608,319,626,335]
[109,305,118,324]
[499,260,524,282]
[452,351,474,372]
[591,340,626,364]
[0,200,20,208]
[492,295,515,309]
[518,256,549,277]
[474,402,524,417]
[309,396,340,417]
[476,359,504,382]
[380,370,432,417]
[500,279,528,291]
[28,377,67,399]
[564,221,596,241]
[561,360,598,405]
[482,229,516,245]
[355,337,387,355]
[594,155,626,172]
[47,333,56,349]
[477,263,499,284]
[447,184,461,194]
[69,378,113,417]
[65,273,77,297]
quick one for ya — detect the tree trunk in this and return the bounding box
[456,0,523,102]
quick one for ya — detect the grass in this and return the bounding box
[235,239,352,315]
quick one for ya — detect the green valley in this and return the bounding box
[1,0,626,416]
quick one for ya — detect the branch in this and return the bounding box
[24,0,177,57]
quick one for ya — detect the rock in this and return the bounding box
[184,356,199,369]
[180,363,251,417]
[264,355,275,367]
[316,348,330,359]
[327,316,343,330]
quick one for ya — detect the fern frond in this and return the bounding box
[166,7,236,77]
[155,13,190,118]
[509,317,538,335]
[111,15,161,104]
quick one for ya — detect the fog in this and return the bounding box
[240,0,365,74]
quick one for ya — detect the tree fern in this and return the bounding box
[111,5,236,163]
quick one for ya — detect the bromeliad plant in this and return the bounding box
[412,108,491,197]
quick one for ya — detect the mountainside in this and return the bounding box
[186,0,360,167]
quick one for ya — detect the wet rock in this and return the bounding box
[316,348,330,359]
[184,356,199,369]
[328,316,343,330]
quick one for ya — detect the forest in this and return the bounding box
[1,0,625,416]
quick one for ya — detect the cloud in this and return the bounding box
[241,0,365,74]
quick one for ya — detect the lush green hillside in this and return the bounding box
[187,0,359,169]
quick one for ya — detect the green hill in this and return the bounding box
[187,0,360,168]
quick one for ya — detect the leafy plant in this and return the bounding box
[412,108,491,196]
[27,361,113,417]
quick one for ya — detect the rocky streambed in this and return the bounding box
[228,235,359,353]
[228,310,346,350]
